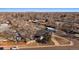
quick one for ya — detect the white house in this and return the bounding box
[0,23,10,32]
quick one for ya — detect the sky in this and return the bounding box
[0,8,79,12]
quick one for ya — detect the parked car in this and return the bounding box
[0,47,4,50]
[10,47,17,50]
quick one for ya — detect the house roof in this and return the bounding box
[35,28,54,36]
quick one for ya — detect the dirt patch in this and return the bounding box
[54,36,70,45]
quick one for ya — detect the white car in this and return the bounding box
[10,47,17,50]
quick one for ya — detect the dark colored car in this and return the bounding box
[0,47,4,50]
